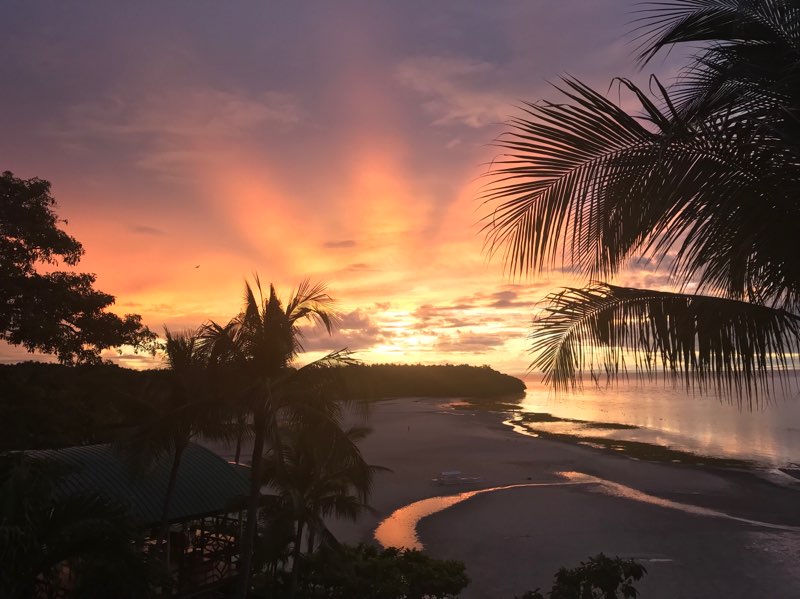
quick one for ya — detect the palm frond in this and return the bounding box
[243,276,264,325]
[481,77,658,278]
[483,1,800,400]
[297,349,358,372]
[315,494,370,522]
[162,327,203,370]
[344,425,373,444]
[482,76,800,308]
[197,319,242,366]
[287,278,340,338]
[532,283,800,404]
[634,0,799,65]
[634,0,800,123]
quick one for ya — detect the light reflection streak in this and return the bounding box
[558,471,800,532]
[374,480,590,550]
[518,382,800,466]
[374,472,800,551]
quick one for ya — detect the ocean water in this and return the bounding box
[513,378,800,467]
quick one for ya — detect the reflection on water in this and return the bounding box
[373,481,588,550]
[559,471,800,531]
[374,472,800,551]
[518,380,800,466]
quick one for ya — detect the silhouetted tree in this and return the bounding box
[119,328,236,552]
[0,171,156,363]
[518,553,646,599]
[200,277,354,598]
[300,544,470,599]
[0,362,146,450]
[482,0,800,400]
[262,417,383,597]
[0,455,154,598]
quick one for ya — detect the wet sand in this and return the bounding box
[327,398,800,599]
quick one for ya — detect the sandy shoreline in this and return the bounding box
[326,398,800,598]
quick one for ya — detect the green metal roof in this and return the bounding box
[26,443,250,526]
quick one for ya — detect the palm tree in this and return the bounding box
[119,328,234,550]
[482,0,800,401]
[262,414,382,597]
[200,277,354,598]
[0,454,153,598]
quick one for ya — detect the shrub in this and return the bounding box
[518,554,646,599]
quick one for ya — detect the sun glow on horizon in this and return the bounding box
[0,1,676,375]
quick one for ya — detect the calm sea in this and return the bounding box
[514,378,800,467]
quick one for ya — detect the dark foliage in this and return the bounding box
[0,362,153,451]
[481,0,800,395]
[273,543,469,599]
[0,454,157,599]
[532,284,800,401]
[519,554,646,599]
[198,277,354,599]
[0,362,523,451]
[0,171,156,363]
[338,363,526,399]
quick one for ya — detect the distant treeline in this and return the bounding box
[0,362,524,451]
[338,363,525,400]
[0,362,148,451]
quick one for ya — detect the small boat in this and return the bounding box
[431,470,482,485]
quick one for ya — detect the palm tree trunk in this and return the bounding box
[234,404,269,599]
[234,413,246,464]
[234,431,243,464]
[155,440,186,597]
[306,527,315,554]
[158,441,186,549]
[289,517,305,599]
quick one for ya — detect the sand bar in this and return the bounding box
[326,398,800,599]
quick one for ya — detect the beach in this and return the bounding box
[327,398,800,598]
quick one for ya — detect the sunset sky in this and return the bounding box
[1,1,680,375]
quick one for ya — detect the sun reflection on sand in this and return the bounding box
[373,480,589,550]
[374,472,800,551]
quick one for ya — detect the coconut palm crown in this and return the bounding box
[199,277,356,598]
[482,0,800,400]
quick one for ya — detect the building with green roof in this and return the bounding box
[27,442,249,526]
[26,442,250,597]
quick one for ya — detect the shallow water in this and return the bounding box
[514,380,800,467]
[374,471,800,551]
[373,480,590,550]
